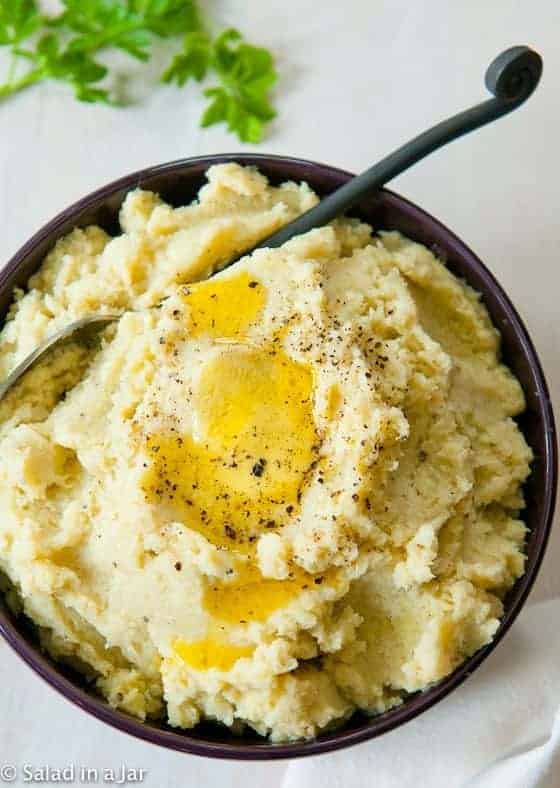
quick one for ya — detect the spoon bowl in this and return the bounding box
[0,315,119,403]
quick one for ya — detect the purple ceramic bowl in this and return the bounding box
[0,154,556,760]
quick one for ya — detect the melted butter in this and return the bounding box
[141,269,326,623]
[141,344,318,551]
[173,637,254,671]
[182,271,265,339]
[203,563,314,624]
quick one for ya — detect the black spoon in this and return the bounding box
[0,45,542,402]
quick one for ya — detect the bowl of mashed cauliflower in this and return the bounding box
[0,155,556,759]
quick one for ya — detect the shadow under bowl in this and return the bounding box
[0,154,556,760]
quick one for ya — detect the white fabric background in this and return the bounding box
[0,2,558,786]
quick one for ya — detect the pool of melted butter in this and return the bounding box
[173,637,254,672]
[183,270,265,340]
[141,272,325,670]
[203,562,315,624]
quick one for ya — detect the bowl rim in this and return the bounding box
[0,152,557,760]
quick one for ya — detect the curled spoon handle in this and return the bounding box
[256,46,542,251]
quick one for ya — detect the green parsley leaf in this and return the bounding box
[73,83,112,103]
[203,28,277,142]
[0,0,42,46]
[129,0,202,37]
[161,30,211,85]
[33,32,110,102]
[58,1,153,60]
[200,86,228,125]
[165,26,277,141]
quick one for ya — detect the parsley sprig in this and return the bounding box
[0,1,277,142]
[163,29,277,143]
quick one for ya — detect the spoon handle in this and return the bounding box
[257,46,542,250]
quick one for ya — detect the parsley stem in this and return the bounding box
[0,68,44,100]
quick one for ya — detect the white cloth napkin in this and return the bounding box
[283,597,560,788]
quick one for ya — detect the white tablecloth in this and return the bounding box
[0,2,558,786]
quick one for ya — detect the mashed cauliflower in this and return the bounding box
[0,164,532,741]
